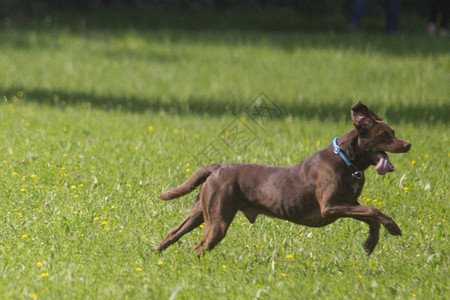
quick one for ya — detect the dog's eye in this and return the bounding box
[379,131,392,141]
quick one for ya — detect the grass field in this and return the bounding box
[0,9,448,299]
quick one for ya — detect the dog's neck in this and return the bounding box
[337,130,373,171]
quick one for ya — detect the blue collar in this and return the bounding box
[333,137,363,180]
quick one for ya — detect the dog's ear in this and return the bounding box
[351,100,381,132]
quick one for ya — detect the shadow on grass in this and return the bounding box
[3,9,450,58]
[2,87,448,124]
[2,11,449,123]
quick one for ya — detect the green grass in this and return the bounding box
[0,9,448,299]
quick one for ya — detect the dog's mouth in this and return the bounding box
[374,152,394,175]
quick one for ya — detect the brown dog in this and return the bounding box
[157,101,411,256]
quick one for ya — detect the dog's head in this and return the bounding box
[351,100,411,175]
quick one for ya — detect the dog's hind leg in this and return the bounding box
[156,198,204,251]
[194,193,239,257]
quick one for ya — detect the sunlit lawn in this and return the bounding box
[0,9,448,299]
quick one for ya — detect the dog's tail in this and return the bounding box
[159,164,221,200]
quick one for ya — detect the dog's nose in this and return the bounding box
[404,142,411,151]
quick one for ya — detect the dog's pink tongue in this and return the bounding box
[375,153,394,175]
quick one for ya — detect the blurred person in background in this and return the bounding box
[348,0,402,34]
[427,0,449,37]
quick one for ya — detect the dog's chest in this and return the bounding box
[344,176,365,201]
[351,180,364,194]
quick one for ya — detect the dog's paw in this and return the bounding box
[364,244,375,255]
[363,237,379,255]
[384,219,402,236]
[194,244,206,257]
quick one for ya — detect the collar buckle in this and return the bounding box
[333,144,340,155]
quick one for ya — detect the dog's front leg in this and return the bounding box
[321,204,402,236]
[353,216,381,255]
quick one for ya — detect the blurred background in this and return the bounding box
[0,0,431,16]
